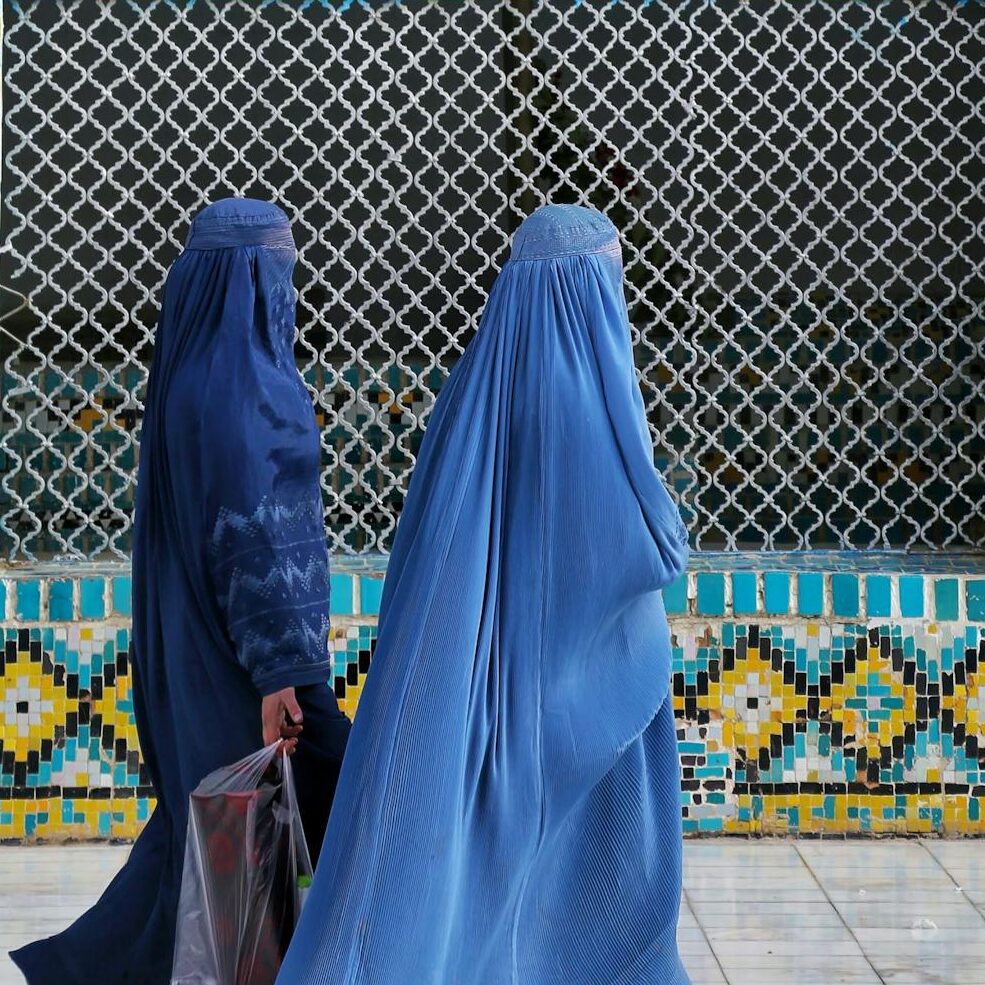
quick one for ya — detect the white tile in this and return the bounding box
[854,925,985,945]
[826,887,973,904]
[686,886,829,903]
[705,922,855,943]
[922,840,985,885]
[684,856,810,871]
[684,856,806,873]
[797,839,912,853]
[718,954,881,984]
[680,954,728,984]
[2,837,981,985]
[877,976,985,985]
[805,858,946,873]
[685,841,801,864]
[0,845,128,863]
[684,854,804,870]
[797,840,936,864]
[858,935,985,957]
[871,953,985,984]
[965,892,985,909]
[812,869,957,894]
[678,926,717,948]
[0,957,31,985]
[690,899,843,924]
[678,935,715,954]
[833,898,985,930]
[678,906,700,931]
[712,939,867,958]
[801,849,953,887]
[685,870,818,891]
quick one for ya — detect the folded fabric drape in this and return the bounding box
[279,204,690,985]
[11,199,350,985]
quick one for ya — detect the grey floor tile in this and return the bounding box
[680,953,729,984]
[689,897,844,924]
[715,954,882,985]
[833,897,985,930]
[871,951,985,985]
[3,837,984,985]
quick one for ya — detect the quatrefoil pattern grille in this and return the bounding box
[1,0,982,559]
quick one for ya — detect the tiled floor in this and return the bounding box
[0,840,982,983]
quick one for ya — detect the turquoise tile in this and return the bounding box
[15,580,40,620]
[0,580,5,619]
[79,578,105,619]
[48,580,74,621]
[763,571,789,615]
[360,575,384,616]
[934,578,959,622]
[695,573,725,616]
[899,575,925,618]
[662,574,688,614]
[831,573,858,618]
[866,575,891,618]
[330,573,354,616]
[968,580,985,622]
[797,572,824,616]
[731,572,757,615]
[112,576,132,617]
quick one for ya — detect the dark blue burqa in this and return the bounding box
[279,205,691,985]
[11,199,350,985]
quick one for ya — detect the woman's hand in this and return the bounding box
[261,686,304,754]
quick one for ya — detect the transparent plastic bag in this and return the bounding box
[171,743,313,985]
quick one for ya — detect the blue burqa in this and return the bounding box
[279,205,691,985]
[11,199,350,984]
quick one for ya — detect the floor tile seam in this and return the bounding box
[793,841,888,984]
[916,839,985,928]
[682,888,734,985]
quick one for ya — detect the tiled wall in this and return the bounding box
[1,554,983,840]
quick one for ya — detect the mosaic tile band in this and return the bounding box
[1,557,983,840]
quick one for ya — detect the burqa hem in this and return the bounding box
[10,937,77,985]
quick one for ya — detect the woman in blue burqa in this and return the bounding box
[279,204,691,985]
[11,198,351,984]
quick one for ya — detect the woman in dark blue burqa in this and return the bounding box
[11,198,351,984]
[279,204,691,984]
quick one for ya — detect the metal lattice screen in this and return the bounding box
[1,0,982,560]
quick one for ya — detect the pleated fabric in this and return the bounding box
[10,199,350,985]
[279,204,691,985]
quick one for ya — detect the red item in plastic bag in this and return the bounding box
[171,744,313,985]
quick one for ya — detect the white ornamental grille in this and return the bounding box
[1,0,982,560]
